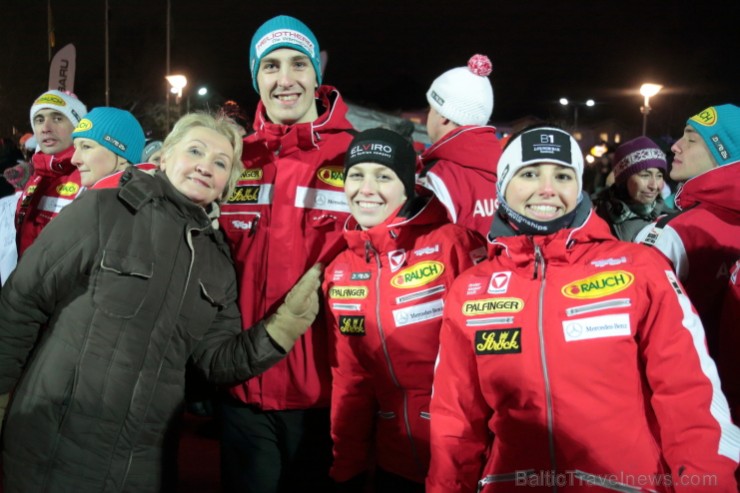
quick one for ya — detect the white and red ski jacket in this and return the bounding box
[220,86,356,410]
[324,196,485,483]
[428,207,739,493]
[16,147,82,256]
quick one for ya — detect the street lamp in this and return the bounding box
[188,86,209,112]
[166,74,188,117]
[639,83,663,136]
[559,98,595,132]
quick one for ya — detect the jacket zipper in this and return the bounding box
[369,241,426,479]
[534,242,558,492]
[121,224,202,489]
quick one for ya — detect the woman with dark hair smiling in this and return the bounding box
[593,136,674,241]
[427,124,739,493]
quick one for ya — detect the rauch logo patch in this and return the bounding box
[34,94,66,107]
[475,328,521,354]
[561,271,634,299]
[690,107,717,127]
[338,315,365,336]
[56,182,79,196]
[316,166,345,188]
[391,261,444,289]
[73,118,93,133]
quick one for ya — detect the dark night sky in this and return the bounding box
[1,0,738,138]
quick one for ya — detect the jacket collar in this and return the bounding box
[421,125,500,173]
[674,161,740,212]
[31,146,76,176]
[251,85,352,155]
[343,196,448,259]
[118,168,216,230]
[487,196,613,267]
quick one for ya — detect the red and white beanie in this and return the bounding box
[29,90,88,128]
[426,54,493,126]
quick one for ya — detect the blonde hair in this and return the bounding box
[161,112,244,201]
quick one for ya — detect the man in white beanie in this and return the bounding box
[418,54,503,239]
[15,89,87,256]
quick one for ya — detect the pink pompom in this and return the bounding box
[467,54,492,77]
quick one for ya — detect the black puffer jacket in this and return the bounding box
[0,168,284,492]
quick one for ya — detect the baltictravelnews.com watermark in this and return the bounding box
[512,469,718,489]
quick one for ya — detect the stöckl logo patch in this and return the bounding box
[338,316,365,336]
[561,271,634,299]
[475,328,521,354]
[390,261,444,289]
[228,185,260,204]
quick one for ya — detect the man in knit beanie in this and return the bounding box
[636,103,740,421]
[15,89,88,257]
[218,14,356,492]
[417,54,503,239]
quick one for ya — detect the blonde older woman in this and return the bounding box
[0,113,321,492]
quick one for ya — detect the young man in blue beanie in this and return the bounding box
[637,103,740,423]
[218,14,356,492]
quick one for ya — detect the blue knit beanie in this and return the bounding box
[249,15,321,93]
[686,104,740,166]
[72,107,145,164]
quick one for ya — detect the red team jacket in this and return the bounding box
[219,86,355,410]
[15,147,82,256]
[427,210,740,492]
[323,197,485,483]
[417,125,502,238]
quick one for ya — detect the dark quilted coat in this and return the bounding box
[0,169,285,492]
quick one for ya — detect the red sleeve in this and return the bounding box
[426,277,492,493]
[718,259,740,425]
[638,258,739,490]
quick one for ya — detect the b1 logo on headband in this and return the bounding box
[521,130,571,163]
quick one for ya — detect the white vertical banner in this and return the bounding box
[48,43,76,93]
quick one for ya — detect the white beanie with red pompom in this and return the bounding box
[426,54,494,126]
